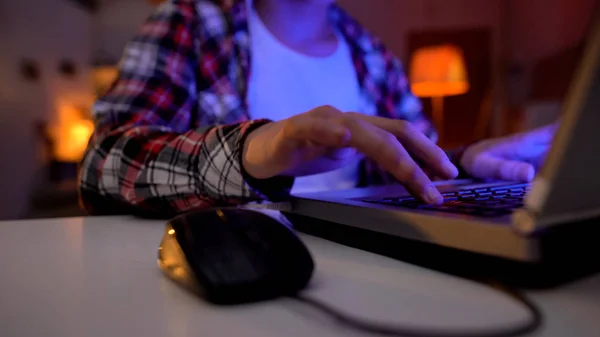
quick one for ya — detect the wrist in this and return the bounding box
[242,121,275,179]
[238,120,294,201]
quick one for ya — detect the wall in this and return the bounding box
[508,0,597,66]
[506,0,595,130]
[0,0,92,219]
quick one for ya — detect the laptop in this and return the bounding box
[288,14,600,264]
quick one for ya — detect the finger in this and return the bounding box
[509,122,559,148]
[471,154,535,182]
[345,113,458,179]
[395,147,445,204]
[493,133,552,159]
[393,122,458,179]
[527,122,560,143]
[342,118,442,204]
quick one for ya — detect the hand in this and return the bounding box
[242,106,459,204]
[460,122,559,182]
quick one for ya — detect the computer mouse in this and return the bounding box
[157,207,315,305]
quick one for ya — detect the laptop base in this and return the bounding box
[285,212,600,289]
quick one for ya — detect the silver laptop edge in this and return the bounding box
[515,15,600,233]
[289,16,600,262]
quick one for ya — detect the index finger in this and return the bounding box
[341,118,443,204]
[346,114,458,179]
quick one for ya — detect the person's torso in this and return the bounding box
[246,5,367,193]
[187,0,422,188]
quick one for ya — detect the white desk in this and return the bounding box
[0,216,598,337]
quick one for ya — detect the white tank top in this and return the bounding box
[246,4,368,194]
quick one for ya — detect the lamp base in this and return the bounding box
[431,96,445,141]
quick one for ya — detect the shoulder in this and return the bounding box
[332,5,402,76]
[148,0,231,37]
[332,6,390,57]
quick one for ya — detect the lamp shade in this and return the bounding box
[409,44,469,97]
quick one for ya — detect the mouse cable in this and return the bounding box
[290,281,542,337]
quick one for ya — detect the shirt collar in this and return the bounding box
[226,0,376,55]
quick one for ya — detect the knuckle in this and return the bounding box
[312,105,342,118]
[344,111,361,119]
[379,146,403,167]
[395,119,410,132]
[280,118,299,138]
[431,147,449,162]
[341,114,362,128]
[381,132,398,145]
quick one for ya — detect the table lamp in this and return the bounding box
[409,44,469,140]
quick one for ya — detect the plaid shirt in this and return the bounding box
[78,0,443,217]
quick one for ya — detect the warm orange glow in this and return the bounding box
[93,66,118,96]
[409,44,470,97]
[50,104,94,162]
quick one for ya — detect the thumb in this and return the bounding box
[469,154,535,182]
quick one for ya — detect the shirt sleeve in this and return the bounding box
[78,2,293,218]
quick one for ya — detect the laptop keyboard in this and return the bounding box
[362,183,532,217]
